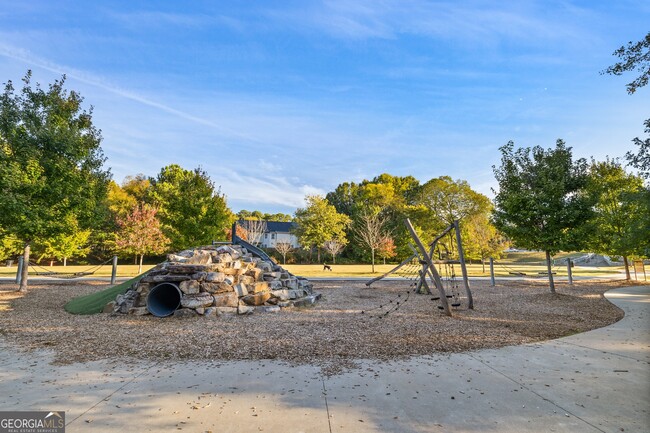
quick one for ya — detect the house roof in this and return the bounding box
[238,220,296,233]
[265,221,296,233]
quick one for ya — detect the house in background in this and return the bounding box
[237,220,300,249]
[260,221,300,248]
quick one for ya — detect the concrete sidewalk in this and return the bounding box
[0,286,648,432]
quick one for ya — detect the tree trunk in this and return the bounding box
[317,248,321,263]
[546,250,556,294]
[332,253,336,264]
[482,258,486,273]
[282,253,286,265]
[371,249,375,273]
[63,257,67,267]
[138,254,144,274]
[50,260,54,267]
[19,243,30,292]
[623,256,631,280]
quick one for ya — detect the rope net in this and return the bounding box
[27,257,113,279]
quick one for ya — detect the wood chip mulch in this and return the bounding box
[0,279,628,375]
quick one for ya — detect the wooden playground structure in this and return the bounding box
[366,218,473,317]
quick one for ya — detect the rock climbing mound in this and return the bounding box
[106,244,319,317]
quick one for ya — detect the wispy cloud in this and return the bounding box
[0,42,271,146]
[106,10,243,31]
[216,168,326,209]
[267,0,591,45]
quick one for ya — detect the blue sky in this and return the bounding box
[1,1,648,213]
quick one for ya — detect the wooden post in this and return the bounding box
[415,265,431,294]
[545,251,556,293]
[16,257,23,285]
[567,258,573,286]
[111,255,118,285]
[489,257,495,287]
[404,218,452,317]
[453,220,473,309]
[231,221,238,243]
[19,244,30,292]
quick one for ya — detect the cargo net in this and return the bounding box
[360,258,421,319]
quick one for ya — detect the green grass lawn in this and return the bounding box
[283,263,624,278]
[0,263,156,278]
[0,252,624,281]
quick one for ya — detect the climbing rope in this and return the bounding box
[27,257,113,279]
[361,260,420,318]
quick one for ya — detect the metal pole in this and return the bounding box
[111,256,118,285]
[489,257,495,287]
[453,220,473,309]
[16,257,23,285]
[567,258,573,286]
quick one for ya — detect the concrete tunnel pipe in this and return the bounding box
[147,282,182,317]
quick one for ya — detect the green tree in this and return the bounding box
[602,31,650,95]
[106,181,137,218]
[122,174,151,202]
[463,212,508,272]
[115,204,170,273]
[293,195,351,263]
[148,164,234,250]
[586,159,647,277]
[326,174,421,261]
[37,216,91,266]
[418,176,491,257]
[492,140,592,293]
[236,210,293,222]
[0,71,110,291]
[602,31,650,178]
[602,31,650,259]
[0,229,23,263]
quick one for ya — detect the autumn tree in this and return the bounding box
[240,219,267,246]
[354,211,389,273]
[225,224,248,242]
[323,239,346,264]
[237,210,293,222]
[493,140,592,293]
[116,204,170,273]
[0,71,110,291]
[293,195,351,263]
[376,236,397,264]
[274,241,293,264]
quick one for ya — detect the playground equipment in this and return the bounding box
[365,218,473,317]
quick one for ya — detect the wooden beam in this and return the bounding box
[365,254,417,286]
[404,218,452,317]
[453,220,473,309]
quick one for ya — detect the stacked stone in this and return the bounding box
[107,244,319,317]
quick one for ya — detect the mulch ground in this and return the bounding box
[0,279,629,374]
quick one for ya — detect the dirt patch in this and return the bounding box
[0,279,627,374]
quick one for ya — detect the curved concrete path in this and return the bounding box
[0,286,648,432]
